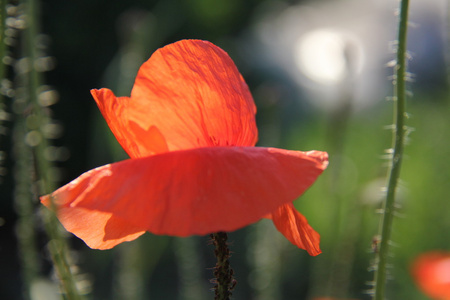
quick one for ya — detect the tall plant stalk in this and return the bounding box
[0,0,5,79]
[372,0,410,299]
[0,0,7,139]
[210,232,236,300]
[21,0,84,298]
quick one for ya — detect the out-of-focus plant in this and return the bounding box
[411,251,450,300]
[5,0,86,298]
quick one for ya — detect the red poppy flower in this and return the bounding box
[412,251,450,300]
[40,40,328,256]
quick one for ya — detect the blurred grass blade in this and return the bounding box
[175,237,208,300]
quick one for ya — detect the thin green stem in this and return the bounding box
[0,0,7,135]
[13,114,40,300]
[445,0,450,89]
[21,0,84,298]
[0,0,6,79]
[0,0,7,190]
[210,232,236,300]
[175,237,208,300]
[372,0,410,299]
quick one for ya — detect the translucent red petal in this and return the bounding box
[269,203,321,256]
[42,197,145,249]
[91,89,169,158]
[92,40,257,158]
[41,147,327,246]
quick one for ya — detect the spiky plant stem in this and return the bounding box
[21,0,84,298]
[210,232,236,300]
[372,0,410,299]
[0,0,5,79]
[0,0,7,146]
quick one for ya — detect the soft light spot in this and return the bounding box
[38,89,59,107]
[294,28,364,85]
[25,130,42,147]
[435,258,450,284]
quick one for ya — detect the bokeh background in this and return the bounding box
[1,0,449,299]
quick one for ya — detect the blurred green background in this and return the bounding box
[0,0,449,299]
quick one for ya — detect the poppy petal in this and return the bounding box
[41,197,145,249]
[41,147,327,241]
[130,39,258,153]
[91,39,257,158]
[91,89,169,158]
[412,251,450,299]
[269,203,321,256]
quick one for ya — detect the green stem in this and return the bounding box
[0,0,7,199]
[446,1,450,88]
[13,115,40,300]
[0,0,6,80]
[0,0,7,136]
[175,237,208,300]
[372,0,410,299]
[210,232,236,300]
[21,0,84,298]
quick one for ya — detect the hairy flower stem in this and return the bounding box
[210,232,236,300]
[372,0,410,299]
[21,0,84,298]
[0,0,7,186]
[0,0,5,80]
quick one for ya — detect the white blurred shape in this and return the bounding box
[295,29,358,85]
[248,0,397,112]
